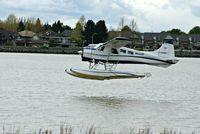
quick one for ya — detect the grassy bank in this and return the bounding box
[1,125,197,134]
[1,46,200,57]
[0,46,81,54]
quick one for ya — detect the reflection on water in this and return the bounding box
[73,96,130,108]
[72,95,176,109]
[1,53,200,133]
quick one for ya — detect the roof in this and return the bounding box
[18,30,35,37]
[164,35,174,40]
[0,28,19,39]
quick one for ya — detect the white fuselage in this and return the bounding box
[82,43,179,67]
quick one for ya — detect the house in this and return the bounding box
[0,28,18,45]
[137,32,200,50]
[42,30,78,47]
[61,30,73,37]
[190,34,200,49]
[163,35,174,44]
[140,33,161,50]
[17,30,36,46]
[177,34,191,49]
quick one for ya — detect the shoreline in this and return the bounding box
[0,46,81,55]
[1,46,200,57]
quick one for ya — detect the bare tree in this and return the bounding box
[129,18,139,48]
[129,18,138,32]
[119,17,125,31]
[78,15,86,30]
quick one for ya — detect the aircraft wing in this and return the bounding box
[102,37,131,48]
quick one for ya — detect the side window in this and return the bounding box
[111,48,118,54]
[135,52,144,55]
[120,49,126,53]
[128,51,134,55]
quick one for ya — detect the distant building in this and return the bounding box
[140,33,160,49]
[17,30,35,46]
[189,34,200,49]
[42,30,78,47]
[0,28,18,45]
[138,32,200,50]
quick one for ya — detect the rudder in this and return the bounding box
[154,43,175,59]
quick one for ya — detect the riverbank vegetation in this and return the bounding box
[1,125,197,134]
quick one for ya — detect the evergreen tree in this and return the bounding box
[63,25,72,31]
[95,20,108,43]
[35,18,42,33]
[42,23,51,31]
[52,21,58,32]
[84,20,95,44]
[189,26,200,34]
[52,20,63,33]
[17,20,25,31]
[57,20,63,33]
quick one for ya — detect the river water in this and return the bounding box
[0,53,200,133]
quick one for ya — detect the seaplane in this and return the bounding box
[66,37,179,80]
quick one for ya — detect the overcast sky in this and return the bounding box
[0,0,200,32]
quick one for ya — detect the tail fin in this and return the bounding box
[154,43,175,59]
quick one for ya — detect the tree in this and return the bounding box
[17,20,25,31]
[84,20,95,44]
[189,26,200,34]
[129,19,139,48]
[78,15,86,30]
[34,18,42,32]
[5,14,18,32]
[121,25,132,37]
[51,20,71,33]
[119,17,125,30]
[42,23,51,31]
[25,17,36,31]
[95,20,108,43]
[166,28,185,35]
[121,25,131,32]
[129,18,138,32]
[71,16,85,46]
[52,20,63,33]
[63,25,72,31]
[0,19,4,29]
[72,22,84,45]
